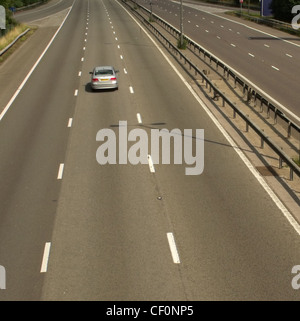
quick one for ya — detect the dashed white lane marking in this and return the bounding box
[57,163,64,180]
[167,233,180,264]
[272,65,280,71]
[136,113,142,124]
[40,242,51,273]
[147,155,155,173]
[129,86,134,94]
[74,89,78,96]
[68,118,73,128]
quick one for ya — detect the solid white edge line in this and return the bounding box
[167,233,180,264]
[147,155,155,173]
[57,163,64,179]
[0,2,75,122]
[40,242,51,273]
[116,0,300,236]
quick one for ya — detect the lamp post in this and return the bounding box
[260,0,264,16]
[179,0,184,47]
[150,0,153,21]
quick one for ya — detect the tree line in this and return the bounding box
[1,0,47,9]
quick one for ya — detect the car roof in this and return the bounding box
[94,66,114,71]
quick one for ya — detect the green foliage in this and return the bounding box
[271,0,300,22]
[0,0,47,9]
[177,37,187,49]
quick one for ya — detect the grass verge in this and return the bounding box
[0,25,36,64]
[293,157,300,167]
[0,24,30,51]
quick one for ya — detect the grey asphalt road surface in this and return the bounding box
[0,0,300,301]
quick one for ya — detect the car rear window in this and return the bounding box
[95,69,113,75]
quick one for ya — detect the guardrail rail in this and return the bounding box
[0,28,31,56]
